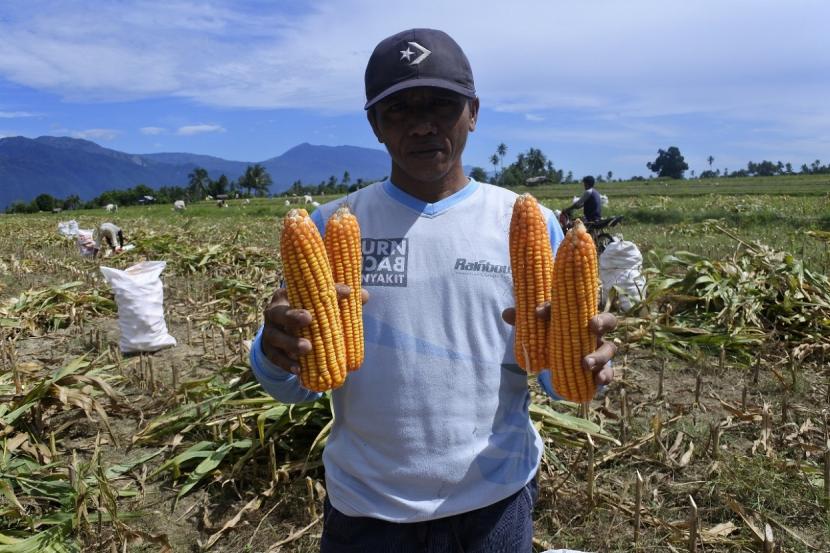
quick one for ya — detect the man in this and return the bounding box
[565,175,602,222]
[93,222,124,258]
[250,28,617,552]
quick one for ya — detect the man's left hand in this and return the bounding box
[501,304,618,385]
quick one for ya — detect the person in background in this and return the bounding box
[564,175,602,222]
[250,28,618,552]
[94,222,124,257]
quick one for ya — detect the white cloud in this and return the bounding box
[0,0,826,121]
[72,128,119,140]
[487,125,639,146]
[0,111,40,118]
[0,0,828,176]
[176,124,225,136]
[140,126,166,135]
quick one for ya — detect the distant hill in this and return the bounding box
[139,152,249,178]
[0,136,391,209]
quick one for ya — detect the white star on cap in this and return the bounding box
[400,47,414,62]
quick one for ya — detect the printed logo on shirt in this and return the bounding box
[362,238,408,287]
[453,258,511,277]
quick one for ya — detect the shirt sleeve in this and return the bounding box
[569,189,592,210]
[250,325,323,404]
[310,208,325,234]
[546,211,565,256]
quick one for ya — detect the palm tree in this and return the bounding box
[490,154,499,183]
[208,174,229,197]
[187,168,209,200]
[240,164,273,197]
[497,142,507,165]
[497,143,507,184]
[526,148,546,175]
[63,194,81,210]
[707,155,714,168]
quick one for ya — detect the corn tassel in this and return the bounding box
[509,193,554,374]
[549,219,599,402]
[325,205,364,371]
[280,208,347,391]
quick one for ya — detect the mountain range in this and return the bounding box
[0,136,392,209]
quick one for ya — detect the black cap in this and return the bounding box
[364,28,476,110]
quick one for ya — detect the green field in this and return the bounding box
[1,176,829,552]
[10,173,830,272]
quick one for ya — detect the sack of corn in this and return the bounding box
[58,219,80,238]
[599,238,645,311]
[100,261,177,353]
[76,229,96,257]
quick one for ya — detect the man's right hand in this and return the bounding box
[260,285,369,375]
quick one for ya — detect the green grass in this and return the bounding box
[527,175,830,273]
[525,173,830,199]
[4,175,830,272]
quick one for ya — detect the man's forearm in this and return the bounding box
[250,326,323,404]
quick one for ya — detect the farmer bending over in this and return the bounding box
[94,222,124,257]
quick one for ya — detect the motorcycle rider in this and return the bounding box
[564,175,602,223]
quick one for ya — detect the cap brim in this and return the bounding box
[364,78,476,110]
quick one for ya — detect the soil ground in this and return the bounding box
[10,313,830,552]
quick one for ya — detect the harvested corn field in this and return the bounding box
[1,178,830,552]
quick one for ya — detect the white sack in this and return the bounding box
[600,193,609,207]
[58,220,80,238]
[76,229,96,257]
[100,261,177,353]
[599,239,646,311]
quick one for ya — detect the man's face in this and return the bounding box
[368,87,478,186]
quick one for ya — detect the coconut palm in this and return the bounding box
[490,154,499,183]
[187,168,209,201]
[240,164,273,197]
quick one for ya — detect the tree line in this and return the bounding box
[642,146,830,180]
[3,164,376,214]
[478,143,572,186]
[6,145,828,214]
[477,144,830,183]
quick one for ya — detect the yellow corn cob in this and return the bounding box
[509,193,554,374]
[280,208,347,392]
[549,220,599,402]
[325,205,364,371]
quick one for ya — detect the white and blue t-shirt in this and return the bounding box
[250,178,564,523]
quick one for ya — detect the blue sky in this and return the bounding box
[1,0,828,179]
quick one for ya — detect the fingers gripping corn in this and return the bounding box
[280,209,347,391]
[549,220,599,402]
[509,193,554,374]
[325,205,364,371]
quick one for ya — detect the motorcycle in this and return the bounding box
[558,211,624,255]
